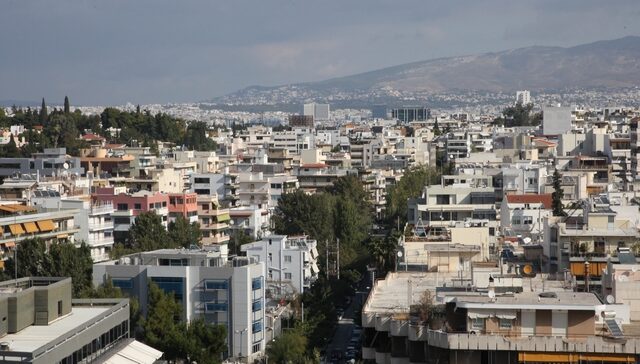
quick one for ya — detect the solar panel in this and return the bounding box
[605,318,624,338]
[618,252,637,265]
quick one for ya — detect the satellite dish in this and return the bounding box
[606,295,616,304]
[63,162,69,169]
[632,266,638,273]
[523,237,532,244]
[488,290,496,299]
[618,275,628,282]
[397,251,403,258]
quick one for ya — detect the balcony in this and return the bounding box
[90,203,114,215]
[88,221,114,231]
[422,330,640,355]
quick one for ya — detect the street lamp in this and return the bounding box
[235,328,248,361]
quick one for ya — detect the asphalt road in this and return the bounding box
[324,301,355,363]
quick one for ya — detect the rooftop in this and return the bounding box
[1,306,110,353]
[505,194,553,209]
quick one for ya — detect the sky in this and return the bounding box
[1,0,639,105]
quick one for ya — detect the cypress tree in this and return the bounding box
[552,169,566,217]
[39,98,47,123]
[64,96,70,114]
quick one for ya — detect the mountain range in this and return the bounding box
[213,36,640,107]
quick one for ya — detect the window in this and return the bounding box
[252,299,262,312]
[471,318,485,331]
[150,277,184,303]
[436,195,450,205]
[252,343,261,353]
[112,278,133,289]
[113,217,130,224]
[58,300,63,315]
[117,203,128,211]
[252,320,263,333]
[522,216,533,225]
[499,318,512,329]
[205,302,228,312]
[284,255,292,263]
[205,280,229,290]
[134,203,141,210]
[284,273,292,280]
[252,277,262,290]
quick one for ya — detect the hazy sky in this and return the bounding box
[1,0,639,105]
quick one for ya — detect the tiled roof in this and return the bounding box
[506,194,553,209]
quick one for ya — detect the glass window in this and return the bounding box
[252,320,262,333]
[151,277,184,303]
[117,203,128,211]
[252,277,262,290]
[471,318,485,331]
[134,203,141,210]
[112,278,133,289]
[205,280,229,290]
[205,302,228,312]
[284,255,292,263]
[252,299,262,312]
[284,273,292,280]
[499,318,512,329]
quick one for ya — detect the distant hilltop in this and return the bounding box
[214,36,640,106]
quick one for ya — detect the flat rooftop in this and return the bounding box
[1,306,110,353]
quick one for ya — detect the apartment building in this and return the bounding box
[360,272,637,364]
[30,195,115,262]
[0,148,84,178]
[500,194,553,242]
[0,277,156,364]
[93,250,266,362]
[92,187,169,242]
[241,235,319,297]
[544,196,640,276]
[0,205,78,258]
[197,194,230,247]
[168,192,198,224]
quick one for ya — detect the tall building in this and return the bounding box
[371,104,388,119]
[516,90,531,105]
[241,234,319,297]
[391,106,430,123]
[93,250,266,362]
[288,115,314,129]
[303,103,330,122]
[542,106,572,136]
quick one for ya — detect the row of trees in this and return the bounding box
[0,98,218,157]
[111,213,202,258]
[493,102,542,127]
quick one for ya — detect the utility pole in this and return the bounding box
[326,240,329,276]
[336,238,340,280]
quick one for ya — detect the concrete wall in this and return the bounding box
[8,290,34,333]
[34,281,72,325]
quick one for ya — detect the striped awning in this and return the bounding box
[23,222,38,233]
[8,224,25,235]
[36,220,55,232]
[216,212,230,222]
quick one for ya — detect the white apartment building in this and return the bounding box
[30,194,115,262]
[241,235,319,297]
[516,90,531,105]
[93,250,266,362]
[303,103,330,122]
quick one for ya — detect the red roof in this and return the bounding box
[81,133,105,141]
[506,194,553,209]
[301,163,327,169]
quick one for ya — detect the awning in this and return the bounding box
[8,224,25,235]
[467,311,490,319]
[99,339,163,364]
[36,220,55,232]
[495,310,517,320]
[23,222,38,233]
[216,212,230,222]
[56,234,68,239]
[3,242,15,248]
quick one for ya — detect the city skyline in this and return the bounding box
[1,0,639,105]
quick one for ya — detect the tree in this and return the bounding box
[64,96,70,114]
[433,117,441,136]
[386,165,440,229]
[127,211,174,251]
[168,215,202,248]
[2,135,21,158]
[39,98,47,123]
[185,319,227,364]
[141,282,187,359]
[229,230,254,255]
[267,326,308,363]
[552,168,566,217]
[48,242,94,296]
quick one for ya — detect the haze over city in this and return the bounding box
[1,0,639,105]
